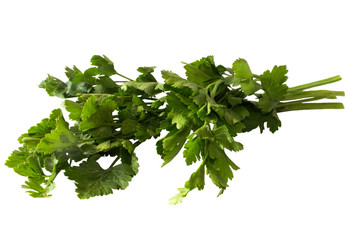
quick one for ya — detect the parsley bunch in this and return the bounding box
[5,55,344,204]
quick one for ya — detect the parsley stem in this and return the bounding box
[116,73,135,81]
[276,102,344,112]
[81,131,122,141]
[108,156,121,170]
[21,137,41,142]
[133,140,141,148]
[77,93,124,98]
[288,75,342,92]
[279,97,333,105]
[284,90,345,101]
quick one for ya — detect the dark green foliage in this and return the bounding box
[6,55,344,204]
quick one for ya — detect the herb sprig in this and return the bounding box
[5,55,344,204]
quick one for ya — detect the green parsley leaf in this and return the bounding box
[39,75,68,98]
[6,147,42,177]
[183,56,220,84]
[36,110,79,155]
[136,66,157,82]
[18,109,62,149]
[22,176,55,198]
[63,100,82,121]
[79,96,116,137]
[64,155,135,199]
[121,119,138,135]
[183,133,203,165]
[257,65,289,112]
[212,125,243,151]
[94,76,119,94]
[91,55,117,76]
[121,81,163,96]
[161,70,199,93]
[169,188,190,205]
[265,110,282,133]
[232,58,252,79]
[184,162,205,191]
[65,65,96,85]
[156,126,191,166]
[260,65,288,100]
[232,58,260,95]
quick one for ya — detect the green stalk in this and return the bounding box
[284,90,345,101]
[276,102,344,113]
[279,96,334,106]
[116,73,135,82]
[107,156,121,170]
[288,75,342,92]
[276,75,345,113]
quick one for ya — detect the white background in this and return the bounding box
[0,0,359,239]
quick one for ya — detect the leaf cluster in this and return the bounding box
[6,55,344,204]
